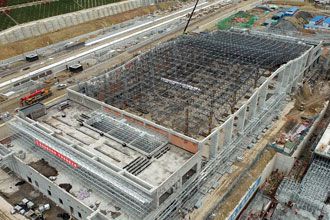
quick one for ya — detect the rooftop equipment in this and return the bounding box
[25,54,39,62]
[69,64,83,73]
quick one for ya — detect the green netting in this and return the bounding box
[217,11,258,30]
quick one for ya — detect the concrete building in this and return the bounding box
[0,30,323,220]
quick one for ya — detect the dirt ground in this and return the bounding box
[0,2,177,60]
[29,159,58,178]
[0,196,27,220]
[214,148,276,220]
[0,160,65,219]
[1,182,68,220]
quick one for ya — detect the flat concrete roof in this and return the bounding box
[6,140,127,219]
[19,103,45,115]
[35,101,193,186]
[314,122,330,159]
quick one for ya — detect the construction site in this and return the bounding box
[0,0,329,220]
[0,26,326,220]
[76,30,311,139]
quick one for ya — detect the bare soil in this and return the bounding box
[0,180,68,220]
[29,159,58,178]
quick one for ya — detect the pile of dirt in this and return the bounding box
[0,2,176,60]
[59,183,72,192]
[268,18,299,34]
[296,11,313,22]
[29,159,58,178]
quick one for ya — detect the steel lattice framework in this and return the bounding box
[85,111,168,155]
[80,31,309,138]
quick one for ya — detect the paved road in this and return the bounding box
[0,0,225,89]
[0,0,260,115]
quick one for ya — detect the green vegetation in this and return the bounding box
[0,13,16,30]
[0,0,122,31]
[218,11,258,30]
[7,0,35,6]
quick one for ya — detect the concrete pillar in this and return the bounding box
[44,21,54,32]
[113,5,118,14]
[223,117,234,146]
[102,8,109,17]
[63,16,72,27]
[293,58,304,88]
[109,7,116,15]
[132,0,138,8]
[86,11,93,20]
[196,144,203,177]
[124,2,129,11]
[58,18,66,29]
[36,23,46,35]
[51,20,60,31]
[106,7,112,16]
[209,131,219,159]
[13,29,24,41]
[77,12,84,24]
[288,62,297,92]
[31,25,41,37]
[258,82,268,113]
[249,93,258,120]
[0,35,6,44]
[281,64,290,92]
[97,9,104,18]
[21,26,30,38]
[72,14,79,26]
[275,70,283,94]
[237,105,247,134]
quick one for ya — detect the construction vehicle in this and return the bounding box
[20,88,52,106]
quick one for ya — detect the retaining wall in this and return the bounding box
[0,0,157,44]
[226,152,295,220]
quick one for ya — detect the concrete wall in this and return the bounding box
[202,41,322,161]
[226,152,295,220]
[0,123,10,141]
[7,157,96,220]
[0,0,157,44]
[292,101,329,158]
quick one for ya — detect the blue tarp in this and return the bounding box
[285,6,299,16]
[310,15,325,23]
[324,17,330,25]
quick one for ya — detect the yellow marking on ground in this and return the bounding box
[44,94,66,105]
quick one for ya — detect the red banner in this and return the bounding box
[35,140,79,169]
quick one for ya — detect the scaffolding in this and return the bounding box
[85,111,168,156]
[79,31,309,138]
[8,117,154,219]
[276,155,330,216]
